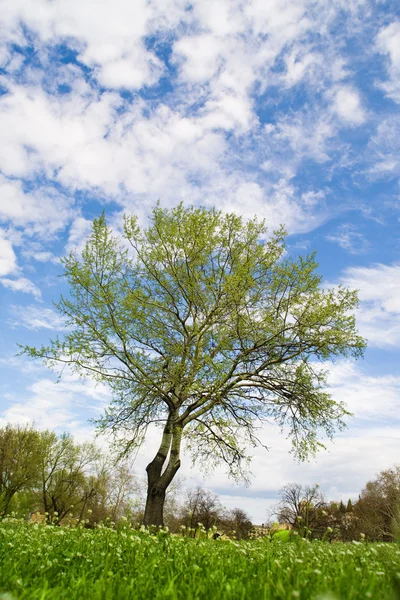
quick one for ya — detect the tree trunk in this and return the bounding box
[143,484,166,527]
[143,412,182,527]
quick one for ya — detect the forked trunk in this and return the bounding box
[143,412,182,527]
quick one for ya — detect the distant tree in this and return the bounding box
[86,457,140,525]
[181,487,222,532]
[103,459,139,523]
[358,466,400,541]
[346,498,353,512]
[222,507,254,540]
[35,432,99,525]
[22,204,365,526]
[277,483,327,538]
[323,499,361,542]
[0,424,45,517]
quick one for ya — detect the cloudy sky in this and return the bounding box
[0,0,399,523]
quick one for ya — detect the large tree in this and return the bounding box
[22,204,365,526]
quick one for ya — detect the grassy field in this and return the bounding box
[0,520,400,599]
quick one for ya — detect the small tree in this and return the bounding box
[181,487,222,532]
[86,457,140,525]
[22,204,365,526]
[277,483,327,538]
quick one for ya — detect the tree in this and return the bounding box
[277,483,327,538]
[222,507,254,540]
[22,204,365,526]
[86,457,140,525]
[181,487,222,532]
[357,466,400,541]
[35,432,99,525]
[0,424,45,516]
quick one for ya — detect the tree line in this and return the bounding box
[1,424,399,542]
[0,424,139,526]
[274,473,400,542]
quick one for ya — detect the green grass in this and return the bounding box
[1,520,400,599]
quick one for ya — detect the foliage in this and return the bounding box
[3,420,400,546]
[0,520,399,599]
[0,425,46,517]
[357,465,400,541]
[21,203,366,525]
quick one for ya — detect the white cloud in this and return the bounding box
[9,305,67,330]
[0,0,177,91]
[267,111,335,164]
[242,0,308,38]
[0,0,376,242]
[0,84,123,184]
[27,251,60,265]
[376,21,400,103]
[0,84,325,231]
[368,116,400,178]
[326,223,369,254]
[0,232,17,276]
[340,262,400,347]
[66,216,94,254]
[287,53,320,86]
[173,34,224,84]
[0,277,41,299]
[0,388,76,433]
[332,86,366,125]
[0,174,74,237]
[327,360,400,421]
[0,371,111,435]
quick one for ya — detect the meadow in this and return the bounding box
[0,520,399,600]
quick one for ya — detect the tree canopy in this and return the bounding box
[22,203,365,525]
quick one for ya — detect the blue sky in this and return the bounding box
[0,0,400,522]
